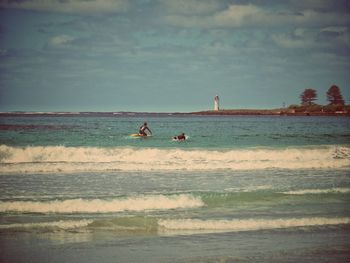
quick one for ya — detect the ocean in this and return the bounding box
[0,114,349,263]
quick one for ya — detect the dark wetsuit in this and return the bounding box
[174,134,186,140]
[139,125,151,136]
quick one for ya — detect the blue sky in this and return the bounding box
[0,0,349,112]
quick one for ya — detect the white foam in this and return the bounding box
[0,194,204,213]
[2,217,349,234]
[225,185,273,192]
[0,145,349,173]
[158,217,350,234]
[0,219,93,230]
[282,188,350,195]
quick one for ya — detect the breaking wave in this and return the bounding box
[158,217,350,234]
[1,217,349,235]
[0,219,93,231]
[282,188,350,195]
[0,194,204,213]
[0,145,349,173]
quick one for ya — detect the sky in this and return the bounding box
[0,0,349,112]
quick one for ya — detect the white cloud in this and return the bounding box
[164,4,350,28]
[0,0,130,14]
[49,35,75,46]
[165,4,262,28]
[271,27,324,49]
[321,26,348,33]
[212,4,262,27]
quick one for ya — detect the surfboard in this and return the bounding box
[130,133,143,137]
[129,133,151,137]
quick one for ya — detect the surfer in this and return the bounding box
[173,133,186,141]
[139,122,152,136]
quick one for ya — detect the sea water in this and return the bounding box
[0,114,349,263]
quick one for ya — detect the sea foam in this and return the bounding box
[0,194,204,213]
[282,188,350,195]
[0,219,93,230]
[158,217,350,234]
[0,145,349,173]
[2,217,348,235]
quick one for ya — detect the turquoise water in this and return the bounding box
[1,115,349,148]
[0,114,350,262]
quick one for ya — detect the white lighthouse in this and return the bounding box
[214,95,220,111]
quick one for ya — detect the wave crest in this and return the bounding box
[2,217,349,235]
[282,188,350,195]
[158,217,350,234]
[1,145,349,173]
[0,194,204,213]
[0,219,93,231]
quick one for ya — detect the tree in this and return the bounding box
[327,85,344,105]
[300,88,317,105]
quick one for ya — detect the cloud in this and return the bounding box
[272,34,314,49]
[213,4,267,27]
[164,4,350,29]
[159,0,222,15]
[165,4,261,28]
[49,35,75,46]
[271,27,321,49]
[272,26,350,49]
[321,26,348,33]
[319,27,350,47]
[0,0,130,14]
[288,0,350,11]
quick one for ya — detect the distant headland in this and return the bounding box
[1,106,349,117]
[191,105,350,116]
[195,86,350,116]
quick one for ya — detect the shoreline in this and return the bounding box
[0,109,349,117]
[191,109,350,116]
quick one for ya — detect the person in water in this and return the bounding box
[139,122,152,136]
[173,133,186,141]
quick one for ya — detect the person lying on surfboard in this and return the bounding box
[173,133,186,141]
[139,122,152,136]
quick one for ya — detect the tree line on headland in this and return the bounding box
[290,85,349,114]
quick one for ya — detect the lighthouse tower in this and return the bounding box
[214,95,219,111]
